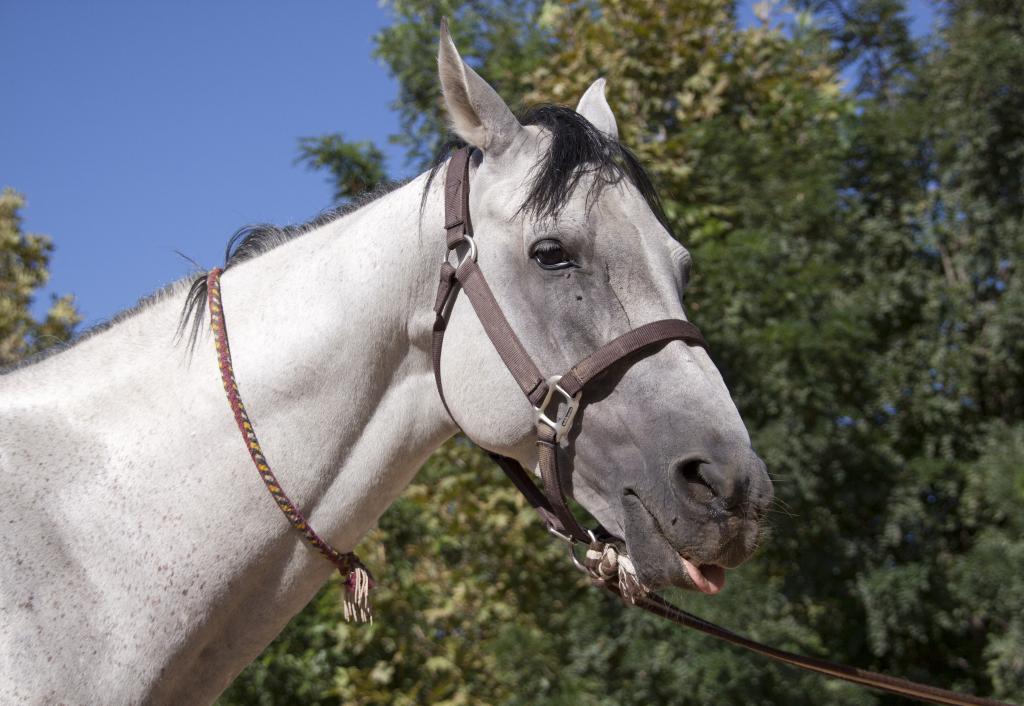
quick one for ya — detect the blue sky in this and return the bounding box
[4,1,936,329]
[4,2,404,327]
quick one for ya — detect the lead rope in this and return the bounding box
[206,268,372,623]
[582,541,1011,706]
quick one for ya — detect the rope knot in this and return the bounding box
[584,541,648,604]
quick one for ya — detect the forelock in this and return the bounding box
[425,105,673,236]
[518,105,671,234]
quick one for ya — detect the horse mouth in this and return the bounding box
[622,489,733,594]
[679,555,726,595]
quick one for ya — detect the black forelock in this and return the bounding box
[425,104,673,235]
[518,105,671,233]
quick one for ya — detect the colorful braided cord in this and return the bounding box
[206,268,372,620]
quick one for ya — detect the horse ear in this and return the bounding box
[438,18,522,154]
[576,78,619,140]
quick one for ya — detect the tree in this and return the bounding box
[224,0,1024,702]
[799,0,920,99]
[297,135,387,204]
[840,1,1024,698]
[374,0,552,168]
[0,188,79,366]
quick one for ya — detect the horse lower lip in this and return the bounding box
[680,556,726,595]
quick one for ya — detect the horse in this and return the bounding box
[0,23,772,705]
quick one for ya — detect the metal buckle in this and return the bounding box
[547,525,597,574]
[569,542,589,573]
[534,375,582,442]
[547,524,575,544]
[445,234,477,268]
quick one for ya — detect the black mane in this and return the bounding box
[177,183,401,351]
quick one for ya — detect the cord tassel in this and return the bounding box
[342,563,373,624]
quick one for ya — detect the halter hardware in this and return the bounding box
[546,523,577,544]
[534,375,582,442]
[445,233,477,267]
[547,524,596,573]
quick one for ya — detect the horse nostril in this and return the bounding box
[677,458,703,483]
[674,456,749,512]
[676,458,716,504]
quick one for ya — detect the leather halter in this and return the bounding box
[431,146,708,546]
[208,145,1007,704]
[426,147,1007,706]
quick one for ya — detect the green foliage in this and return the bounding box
[0,188,79,365]
[800,0,920,97]
[222,440,598,705]
[374,0,552,168]
[297,135,387,203]
[224,0,1024,703]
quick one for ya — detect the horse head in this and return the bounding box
[434,23,773,594]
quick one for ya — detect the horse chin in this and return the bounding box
[621,492,728,594]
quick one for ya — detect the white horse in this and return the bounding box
[0,24,772,705]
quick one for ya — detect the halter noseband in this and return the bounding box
[430,146,708,550]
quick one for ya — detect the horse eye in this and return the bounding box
[531,239,575,270]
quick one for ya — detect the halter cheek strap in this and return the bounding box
[430,146,708,546]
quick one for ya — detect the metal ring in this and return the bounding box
[569,542,589,574]
[547,524,575,544]
[445,235,477,268]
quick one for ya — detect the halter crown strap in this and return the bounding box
[444,146,473,245]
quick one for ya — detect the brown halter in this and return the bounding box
[211,145,1007,704]
[428,146,1008,706]
[431,146,707,546]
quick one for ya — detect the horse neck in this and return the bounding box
[206,173,456,545]
[1,173,457,704]
[164,176,457,700]
[210,174,458,516]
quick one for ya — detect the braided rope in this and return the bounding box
[206,268,372,622]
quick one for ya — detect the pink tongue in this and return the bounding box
[681,557,726,595]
